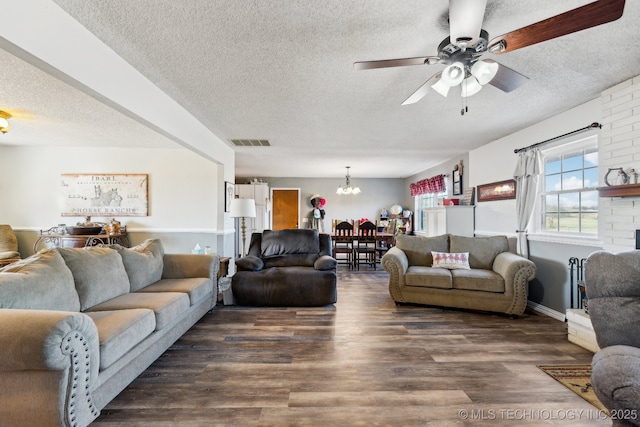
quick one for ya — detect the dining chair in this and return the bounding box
[333,220,354,268]
[354,220,377,270]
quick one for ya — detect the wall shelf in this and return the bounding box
[598,183,640,197]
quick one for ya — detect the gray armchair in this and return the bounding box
[585,250,640,426]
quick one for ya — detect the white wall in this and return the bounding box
[241,176,406,230]
[470,99,601,235]
[0,145,228,255]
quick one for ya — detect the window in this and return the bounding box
[539,136,598,235]
[414,187,447,232]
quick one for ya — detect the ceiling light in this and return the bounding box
[336,166,361,195]
[0,111,11,134]
[461,77,482,97]
[441,62,465,86]
[431,62,465,98]
[471,60,499,85]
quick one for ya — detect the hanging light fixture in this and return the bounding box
[336,166,361,195]
[0,111,11,134]
[431,59,499,99]
[431,62,465,97]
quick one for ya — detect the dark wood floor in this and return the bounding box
[93,268,609,426]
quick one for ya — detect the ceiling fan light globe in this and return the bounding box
[431,78,450,97]
[461,77,482,98]
[471,60,499,85]
[441,62,465,86]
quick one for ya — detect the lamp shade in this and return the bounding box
[461,76,482,97]
[229,198,256,218]
[431,77,451,97]
[441,62,465,87]
[471,59,499,85]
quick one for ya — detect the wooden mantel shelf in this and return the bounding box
[598,183,640,197]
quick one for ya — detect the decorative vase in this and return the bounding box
[604,167,628,186]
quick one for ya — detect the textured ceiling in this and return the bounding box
[2,1,640,178]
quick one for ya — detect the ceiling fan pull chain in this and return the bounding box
[460,92,469,116]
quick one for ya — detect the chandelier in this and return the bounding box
[336,166,361,195]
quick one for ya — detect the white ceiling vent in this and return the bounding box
[230,139,270,147]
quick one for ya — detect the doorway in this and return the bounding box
[271,188,300,230]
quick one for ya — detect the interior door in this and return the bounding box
[271,189,300,230]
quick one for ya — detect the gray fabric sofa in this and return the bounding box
[232,229,337,306]
[0,239,219,427]
[381,234,536,315]
[585,250,640,427]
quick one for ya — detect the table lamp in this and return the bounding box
[229,198,256,257]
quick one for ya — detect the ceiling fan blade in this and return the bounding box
[449,0,487,46]
[486,61,529,93]
[354,56,440,70]
[488,0,625,54]
[401,72,442,105]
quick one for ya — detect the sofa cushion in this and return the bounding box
[0,249,81,311]
[451,269,505,293]
[405,266,452,289]
[86,292,190,331]
[115,239,164,292]
[396,234,449,267]
[58,247,131,311]
[136,278,212,306]
[449,235,509,270]
[261,229,319,257]
[84,309,156,370]
[432,251,470,270]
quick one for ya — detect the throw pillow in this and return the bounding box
[0,249,81,311]
[58,247,131,311]
[116,239,165,291]
[431,251,470,270]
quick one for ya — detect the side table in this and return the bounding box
[217,257,233,305]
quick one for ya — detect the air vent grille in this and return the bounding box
[230,139,270,147]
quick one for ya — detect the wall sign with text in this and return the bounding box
[60,174,149,217]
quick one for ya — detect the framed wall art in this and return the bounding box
[452,169,462,195]
[225,181,235,212]
[477,179,516,202]
[60,174,148,217]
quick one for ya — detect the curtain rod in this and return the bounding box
[513,122,602,154]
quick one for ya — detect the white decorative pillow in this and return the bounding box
[431,251,470,270]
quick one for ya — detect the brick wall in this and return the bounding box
[599,75,640,252]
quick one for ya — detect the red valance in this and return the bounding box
[410,174,446,197]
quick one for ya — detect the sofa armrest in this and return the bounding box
[381,246,410,302]
[0,309,101,426]
[314,255,337,271]
[492,252,536,314]
[235,255,264,271]
[162,254,219,281]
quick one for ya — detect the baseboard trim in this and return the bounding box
[527,301,566,321]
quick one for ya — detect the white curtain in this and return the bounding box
[513,148,542,258]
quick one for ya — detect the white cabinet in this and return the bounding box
[422,206,475,237]
[235,183,271,252]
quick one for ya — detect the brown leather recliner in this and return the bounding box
[232,229,337,306]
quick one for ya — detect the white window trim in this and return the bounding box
[528,133,599,244]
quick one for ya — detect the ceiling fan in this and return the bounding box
[354,0,626,106]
